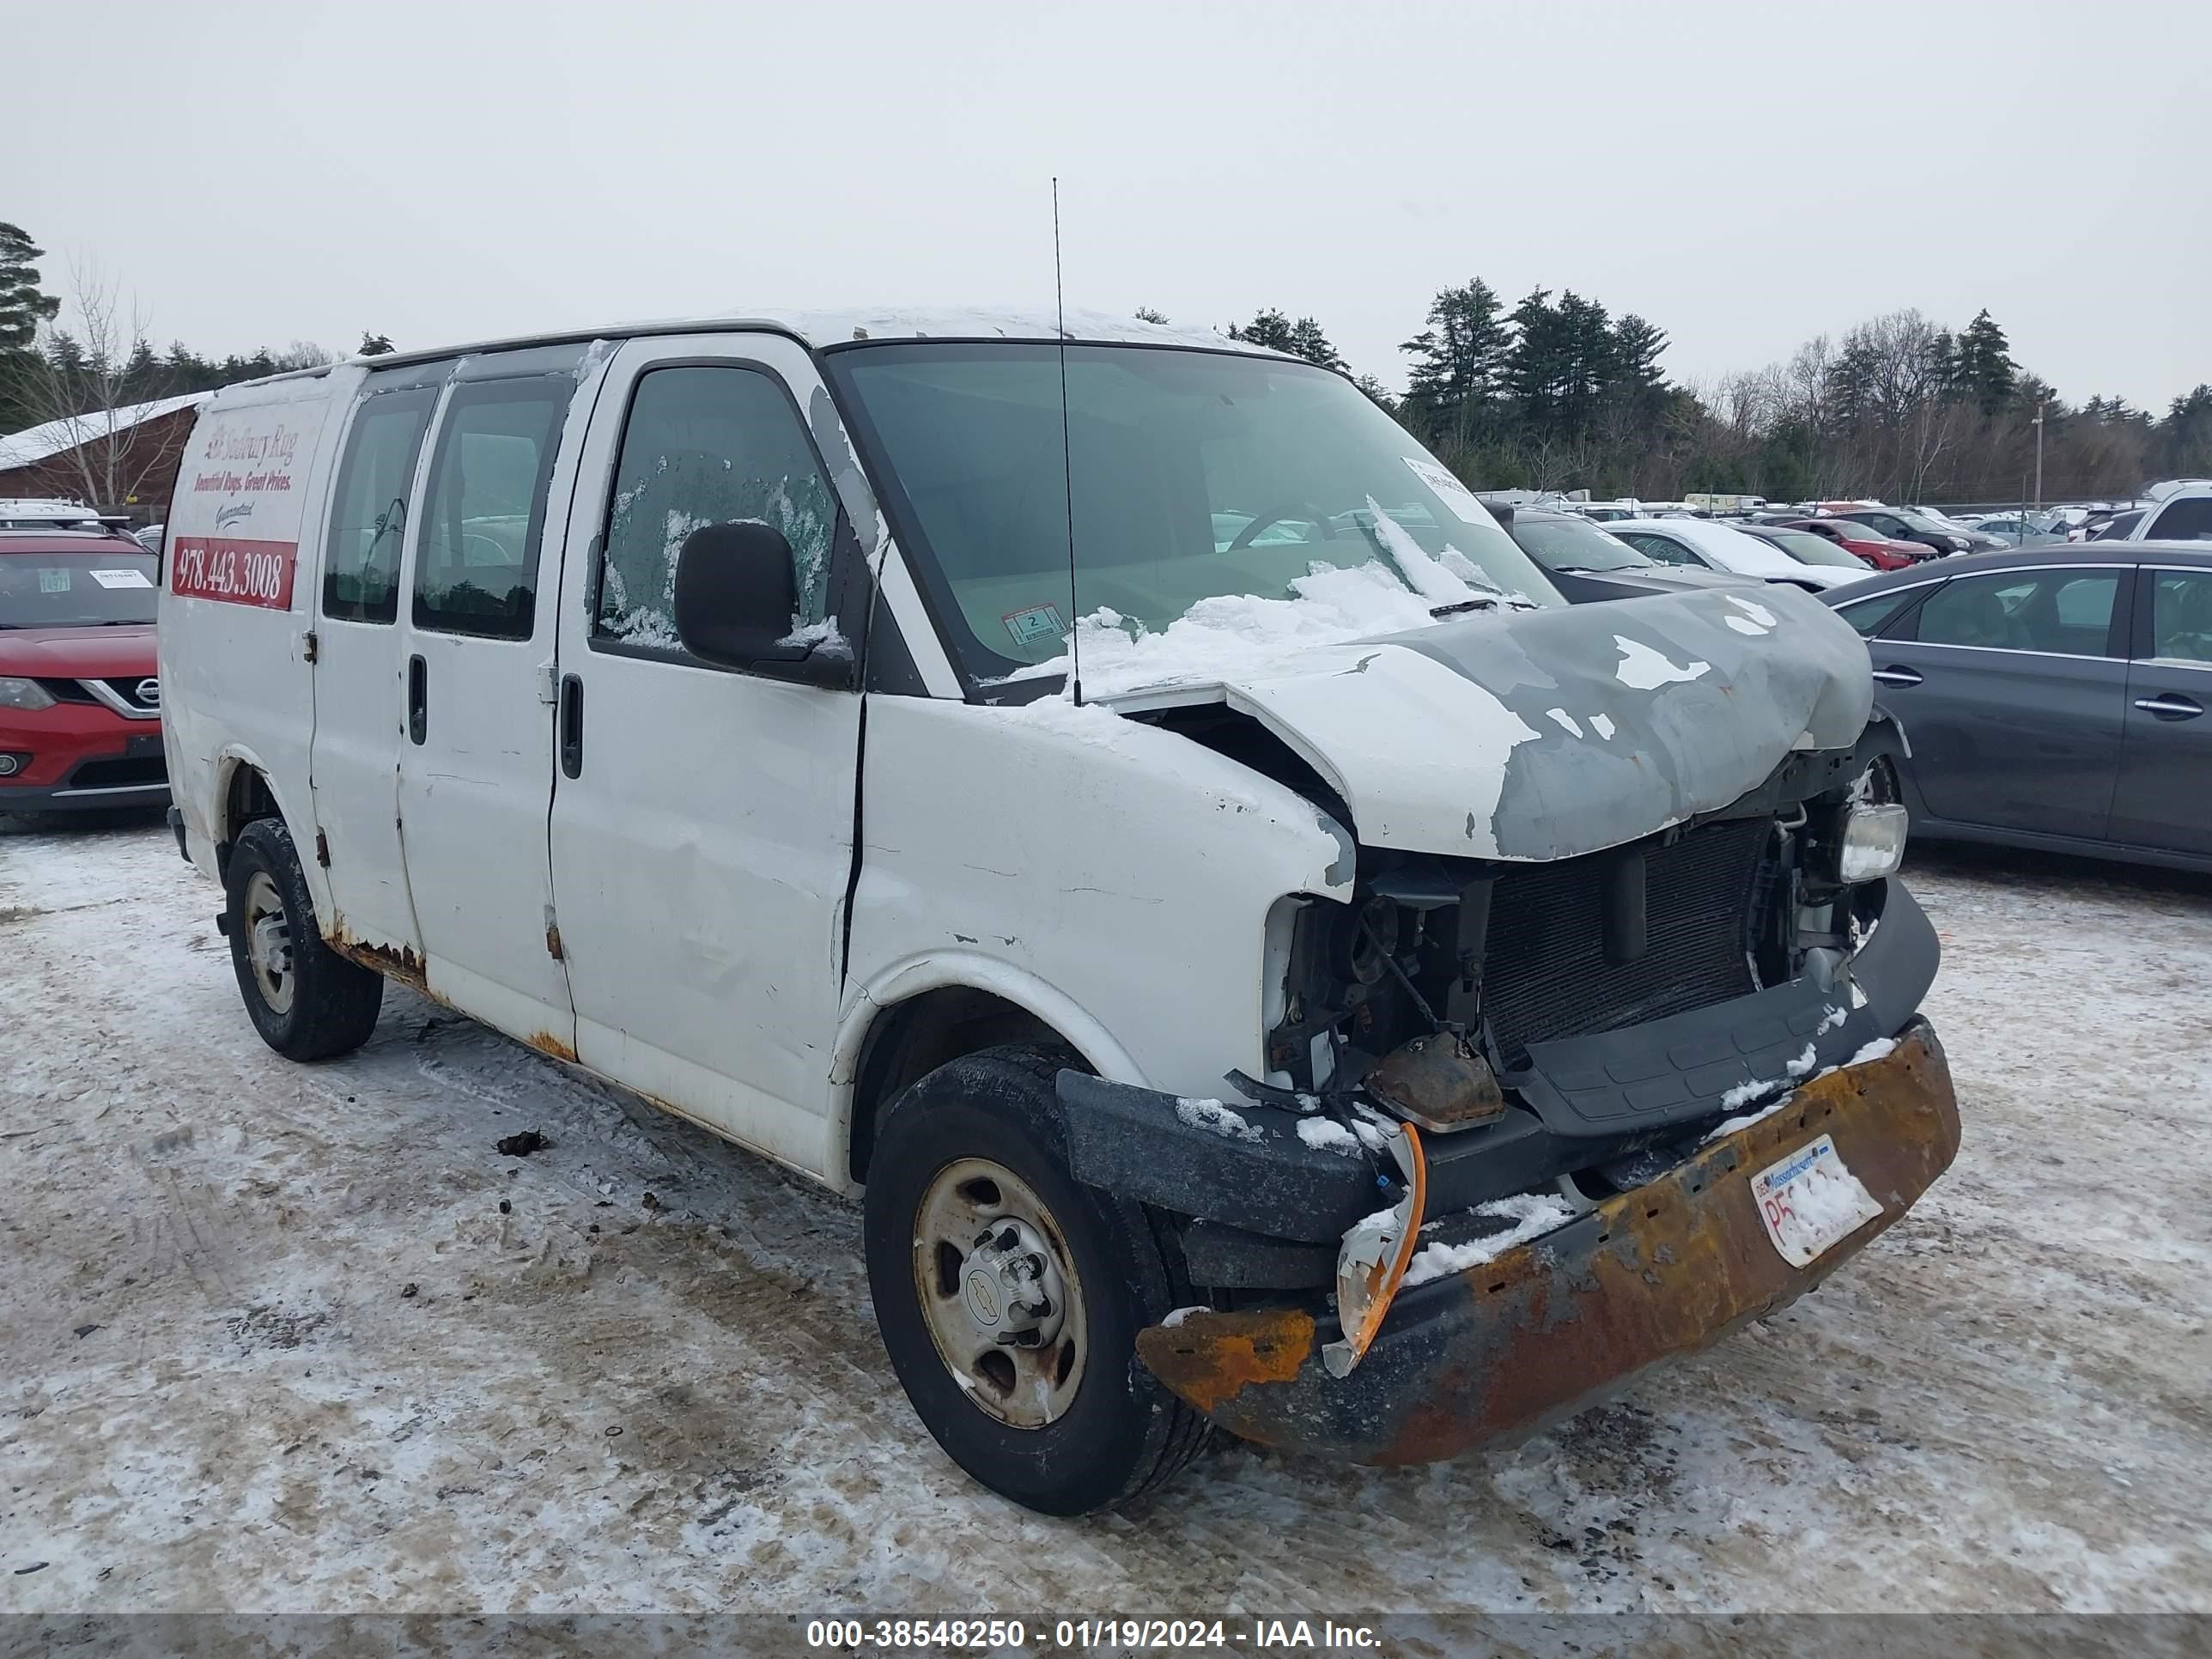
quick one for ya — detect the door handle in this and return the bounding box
[407,654,427,744]
[1871,665,1923,688]
[559,674,584,777]
[2133,694,2203,720]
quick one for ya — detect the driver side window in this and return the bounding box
[594,365,838,655]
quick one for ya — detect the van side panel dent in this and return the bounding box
[844,697,1349,1114]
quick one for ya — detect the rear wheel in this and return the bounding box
[863,1043,1210,1514]
[224,816,383,1061]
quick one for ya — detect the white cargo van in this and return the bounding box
[161,310,1959,1513]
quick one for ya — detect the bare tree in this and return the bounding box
[273,339,337,372]
[13,262,179,510]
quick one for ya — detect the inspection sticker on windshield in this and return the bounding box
[88,568,155,589]
[1001,603,1065,647]
[1402,454,1487,519]
[1750,1134,1885,1267]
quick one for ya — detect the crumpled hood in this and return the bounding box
[1104,585,1873,861]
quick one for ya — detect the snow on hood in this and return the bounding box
[1092,584,1872,862]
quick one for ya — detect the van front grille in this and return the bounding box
[1481,817,1770,1064]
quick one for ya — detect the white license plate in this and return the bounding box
[1749,1134,1885,1267]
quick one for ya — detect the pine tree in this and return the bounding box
[1553,291,1614,441]
[1823,339,1881,434]
[1608,314,1669,398]
[1227,309,1296,353]
[1924,329,1961,399]
[2154,385,2212,475]
[1400,278,1510,448]
[0,222,59,352]
[0,223,63,426]
[1954,309,2016,414]
[359,331,397,356]
[1228,309,1345,371]
[1284,317,1345,372]
[1505,288,1573,441]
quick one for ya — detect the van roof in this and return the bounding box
[241,307,1288,385]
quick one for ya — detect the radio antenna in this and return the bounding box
[1053,176,1082,706]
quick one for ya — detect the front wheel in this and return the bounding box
[223,816,383,1061]
[862,1043,1210,1514]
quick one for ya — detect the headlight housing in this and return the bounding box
[1837,802,1909,884]
[0,677,58,711]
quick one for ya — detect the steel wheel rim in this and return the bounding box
[242,870,296,1015]
[912,1156,1086,1430]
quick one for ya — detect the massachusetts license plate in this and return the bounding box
[1749,1134,1885,1267]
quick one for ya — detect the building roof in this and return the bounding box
[0,392,214,472]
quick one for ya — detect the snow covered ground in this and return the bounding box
[2,813,2208,1618]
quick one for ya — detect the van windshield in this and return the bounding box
[826,342,1561,685]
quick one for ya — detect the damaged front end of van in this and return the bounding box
[1048,582,1959,1464]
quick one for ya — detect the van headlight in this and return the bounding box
[1836,802,1909,884]
[0,678,58,711]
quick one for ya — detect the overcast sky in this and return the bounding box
[16,1,2209,410]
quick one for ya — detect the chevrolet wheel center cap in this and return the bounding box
[963,1269,1001,1328]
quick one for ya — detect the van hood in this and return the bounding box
[1106,585,1873,861]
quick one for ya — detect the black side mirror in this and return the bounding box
[672,521,852,688]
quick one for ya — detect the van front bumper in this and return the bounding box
[1133,1018,1960,1464]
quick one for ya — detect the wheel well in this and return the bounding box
[216,763,280,877]
[848,988,1065,1185]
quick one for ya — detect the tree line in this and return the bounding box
[0,222,394,443]
[8,214,2207,509]
[1220,286,2211,504]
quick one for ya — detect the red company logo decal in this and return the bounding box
[170,537,298,610]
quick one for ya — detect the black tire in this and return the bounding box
[863,1042,1211,1515]
[223,816,383,1061]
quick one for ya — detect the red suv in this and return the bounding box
[0,525,168,815]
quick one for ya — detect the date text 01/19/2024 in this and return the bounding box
[803,1618,1382,1650]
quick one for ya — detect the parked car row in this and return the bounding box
[0,520,167,814]
[1820,544,2212,873]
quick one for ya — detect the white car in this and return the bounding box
[1605,517,1873,591]
[155,307,1952,1516]
[2112,481,2212,542]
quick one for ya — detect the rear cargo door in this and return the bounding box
[389,345,605,1047]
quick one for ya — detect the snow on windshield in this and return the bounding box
[1002,500,1540,700]
[1010,556,1498,700]
[1362,495,1505,604]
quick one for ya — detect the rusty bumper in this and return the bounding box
[1135,1018,1960,1464]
